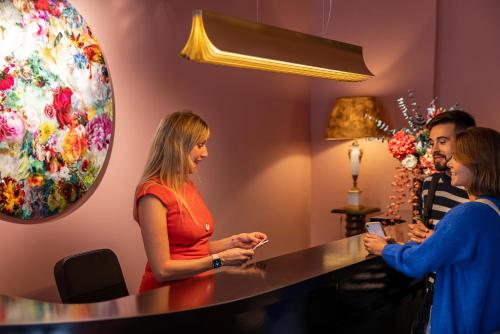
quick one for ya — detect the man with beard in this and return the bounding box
[405,110,475,334]
[408,110,476,243]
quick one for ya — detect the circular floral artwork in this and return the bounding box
[0,0,113,222]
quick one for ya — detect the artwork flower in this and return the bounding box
[39,121,57,143]
[53,87,74,129]
[0,68,15,91]
[0,177,25,214]
[0,111,25,142]
[0,0,114,222]
[87,114,112,151]
[62,125,87,164]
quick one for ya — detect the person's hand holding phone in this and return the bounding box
[363,234,388,256]
[364,223,389,255]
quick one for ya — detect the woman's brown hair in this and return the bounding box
[454,127,499,197]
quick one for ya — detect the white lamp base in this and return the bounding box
[348,188,362,208]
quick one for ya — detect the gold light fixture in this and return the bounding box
[325,96,387,207]
[180,10,373,81]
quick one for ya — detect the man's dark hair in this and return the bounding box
[426,109,476,133]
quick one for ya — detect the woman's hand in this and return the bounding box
[363,234,389,256]
[218,248,255,266]
[231,232,268,249]
[408,220,433,244]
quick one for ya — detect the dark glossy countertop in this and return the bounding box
[0,224,411,332]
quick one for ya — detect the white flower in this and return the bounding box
[58,166,72,181]
[402,154,418,169]
[0,2,39,62]
[22,86,52,131]
[0,1,22,29]
[0,155,18,179]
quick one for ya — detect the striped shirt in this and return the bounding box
[421,173,469,228]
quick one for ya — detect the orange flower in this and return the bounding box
[83,44,103,64]
[62,126,87,165]
[27,175,44,187]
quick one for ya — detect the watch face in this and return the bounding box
[213,258,222,269]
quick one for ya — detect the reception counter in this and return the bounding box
[0,224,423,333]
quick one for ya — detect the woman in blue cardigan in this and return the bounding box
[364,127,500,334]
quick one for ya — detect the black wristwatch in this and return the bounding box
[212,254,222,269]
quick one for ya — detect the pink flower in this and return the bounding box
[87,114,112,151]
[44,105,55,118]
[0,111,25,143]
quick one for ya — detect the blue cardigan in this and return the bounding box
[383,196,500,334]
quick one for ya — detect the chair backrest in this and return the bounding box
[54,248,129,303]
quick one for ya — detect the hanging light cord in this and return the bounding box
[322,0,333,37]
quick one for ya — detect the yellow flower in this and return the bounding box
[39,122,57,144]
[87,106,97,121]
[1,179,24,214]
[48,189,65,212]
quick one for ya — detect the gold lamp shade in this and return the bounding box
[180,10,374,81]
[325,96,386,140]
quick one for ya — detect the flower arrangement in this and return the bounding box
[367,91,449,221]
[0,0,113,222]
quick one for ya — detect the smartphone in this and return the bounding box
[252,239,269,250]
[365,222,386,237]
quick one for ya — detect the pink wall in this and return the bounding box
[435,0,500,130]
[0,0,312,300]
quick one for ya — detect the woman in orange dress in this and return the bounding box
[134,111,267,293]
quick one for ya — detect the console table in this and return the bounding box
[332,206,380,237]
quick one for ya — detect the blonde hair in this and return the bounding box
[454,127,499,197]
[139,111,209,201]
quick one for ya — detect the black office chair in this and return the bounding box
[54,248,129,303]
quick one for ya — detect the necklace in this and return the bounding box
[188,188,211,232]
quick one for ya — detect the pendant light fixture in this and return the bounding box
[180,10,373,81]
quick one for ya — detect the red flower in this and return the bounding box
[52,87,73,129]
[49,4,61,17]
[0,68,14,91]
[34,0,49,11]
[81,159,89,172]
[388,130,417,161]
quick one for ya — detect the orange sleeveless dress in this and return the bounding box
[134,180,214,293]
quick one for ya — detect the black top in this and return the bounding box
[421,173,469,228]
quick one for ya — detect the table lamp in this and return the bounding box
[325,96,386,208]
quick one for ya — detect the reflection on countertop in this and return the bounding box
[0,224,415,333]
